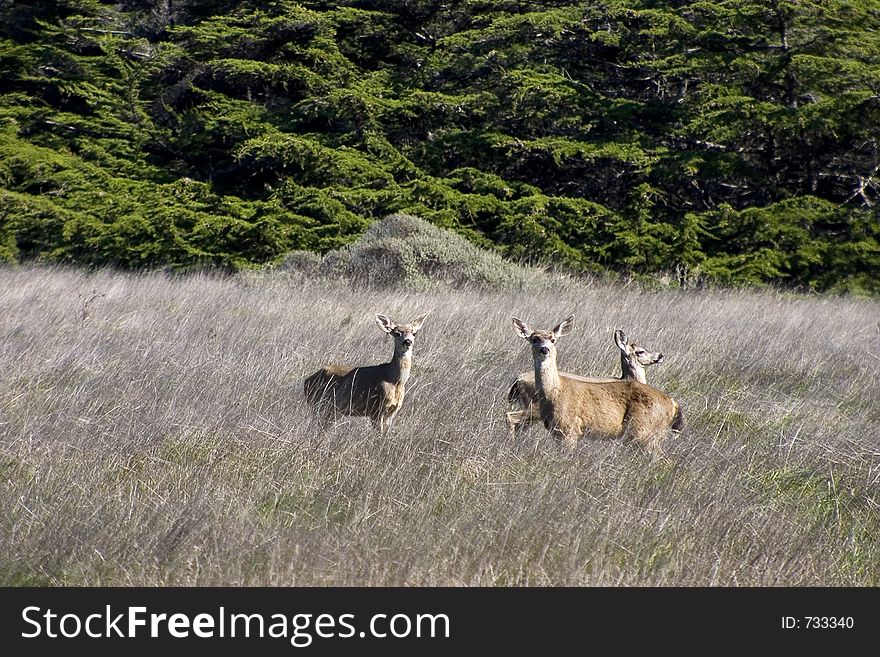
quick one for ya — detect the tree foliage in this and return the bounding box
[1,0,878,292]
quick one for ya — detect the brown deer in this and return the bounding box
[511,316,683,458]
[304,312,429,435]
[505,329,666,437]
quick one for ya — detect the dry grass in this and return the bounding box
[1,264,878,585]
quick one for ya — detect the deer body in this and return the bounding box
[512,316,682,457]
[506,329,666,437]
[303,313,428,435]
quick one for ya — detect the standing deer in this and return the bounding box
[511,315,683,458]
[505,329,667,437]
[303,312,429,435]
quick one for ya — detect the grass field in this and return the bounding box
[1,264,878,585]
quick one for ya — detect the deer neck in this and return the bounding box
[533,354,561,401]
[620,354,647,384]
[388,345,413,384]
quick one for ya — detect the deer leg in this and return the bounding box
[306,401,332,431]
[384,408,398,434]
[506,409,526,438]
[646,439,672,465]
[630,423,670,463]
[372,407,398,436]
[548,426,577,451]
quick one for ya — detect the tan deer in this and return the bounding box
[303,312,429,435]
[505,329,666,437]
[511,316,683,458]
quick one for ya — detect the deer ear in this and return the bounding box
[410,311,429,334]
[614,329,628,350]
[375,314,395,333]
[554,315,574,338]
[512,317,531,340]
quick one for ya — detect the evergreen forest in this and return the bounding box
[2,1,880,293]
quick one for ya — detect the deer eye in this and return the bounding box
[392,330,401,337]
[531,336,540,344]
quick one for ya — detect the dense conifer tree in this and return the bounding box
[1,1,878,292]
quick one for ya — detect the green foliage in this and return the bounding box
[0,128,309,269]
[697,197,880,294]
[2,0,880,293]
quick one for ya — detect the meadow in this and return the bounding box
[1,263,878,585]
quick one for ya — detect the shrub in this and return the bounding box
[277,249,322,275]
[284,213,535,289]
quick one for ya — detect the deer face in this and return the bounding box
[614,329,664,367]
[630,344,664,367]
[528,329,558,361]
[376,312,429,356]
[512,316,574,363]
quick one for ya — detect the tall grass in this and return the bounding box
[0,264,878,585]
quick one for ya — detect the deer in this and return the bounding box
[511,315,683,458]
[303,312,429,435]
[505,329,666,437]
